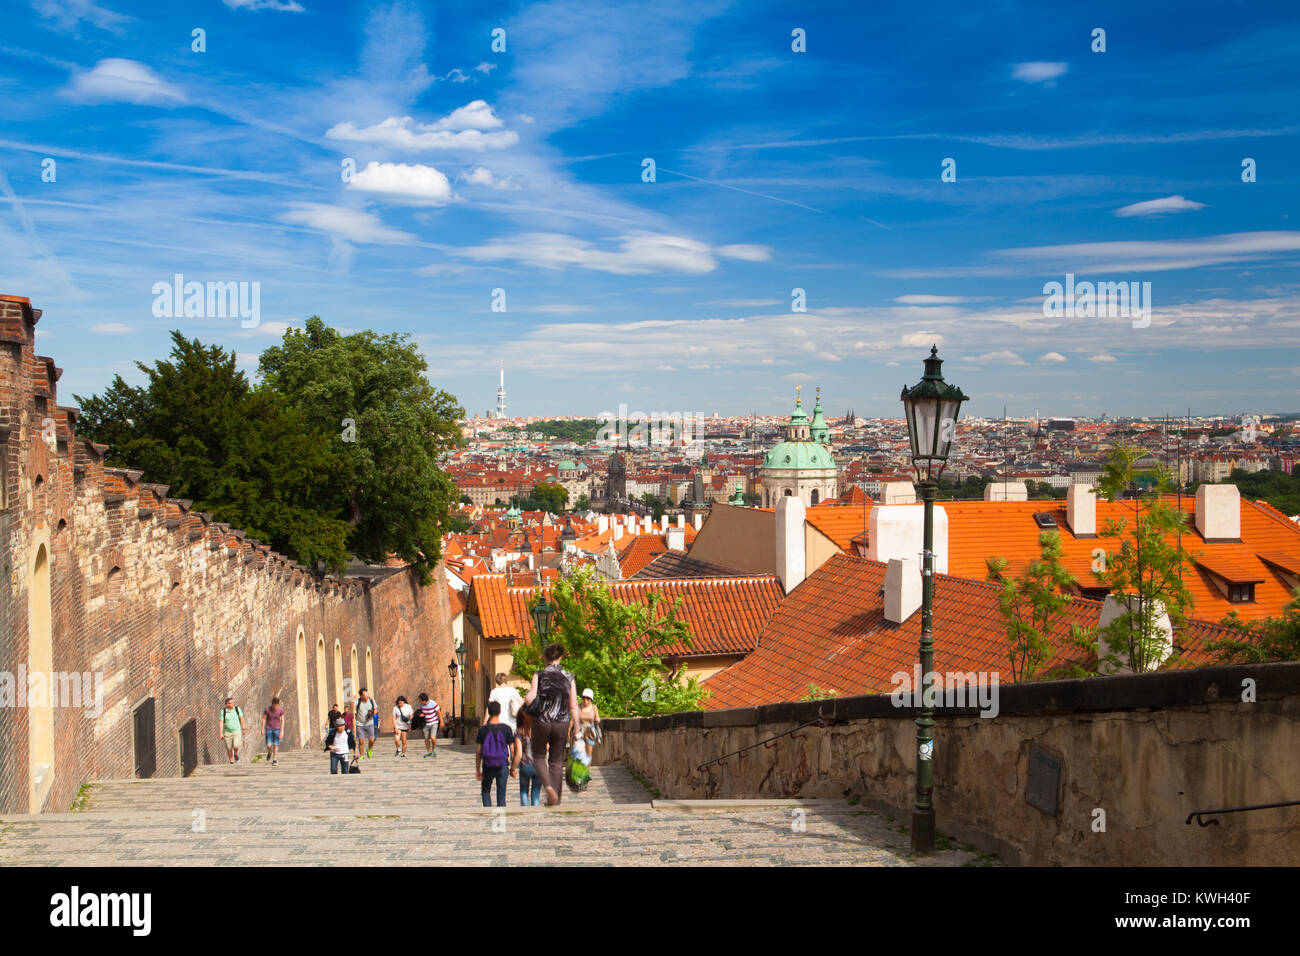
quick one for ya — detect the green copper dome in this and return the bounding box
[762,441,836,471]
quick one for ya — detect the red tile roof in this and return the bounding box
[466,573,784,657]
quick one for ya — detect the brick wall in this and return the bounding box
[0,296,454,813]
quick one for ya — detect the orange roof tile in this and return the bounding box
[702,552,1236,709]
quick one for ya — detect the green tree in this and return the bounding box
[985,531,1078,682]
[638,492,666,520]
[511,567,708,717]
[1086,443,1196,673]
[74,332,351,570]
[528,481,569,514]
[573,493,592,512]
[258,316,465,583]
[1208,590,1300,663]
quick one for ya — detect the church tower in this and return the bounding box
[760,385,838,508]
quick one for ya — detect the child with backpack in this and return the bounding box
[475,700,518,807]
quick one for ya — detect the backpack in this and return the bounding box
[410,707,426,730]
[480,725,512,768]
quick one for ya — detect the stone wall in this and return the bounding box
[597,662,1300,866]
[0,296,454,813]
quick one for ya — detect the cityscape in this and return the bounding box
[0,0,1297,923]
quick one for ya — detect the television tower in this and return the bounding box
[495,360,507,419]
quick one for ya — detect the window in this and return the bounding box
[1228,583,1255,604]
[811,489,820,505]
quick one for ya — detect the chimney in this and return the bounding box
[1065,484,1096,536]
[883,556,921,623]
[985,481,1028,501]
[868,505,948,573]
[1195,484,1240,541]
[597,515,609,533]
[676,515,685,529]
[612,523,624,541]
[666,527,685,552]
[660,515,669,530]
[775,494,806,594]
[1097,596,1173,674]
[881,481,916,504]
[643,515,652,532]
[693,514,703,531]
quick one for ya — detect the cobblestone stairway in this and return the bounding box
[0,743,992,866]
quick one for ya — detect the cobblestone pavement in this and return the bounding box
[0,744,993,866]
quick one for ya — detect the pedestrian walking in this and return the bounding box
[475,700,518,807]
[261,696,285,766]
[578,688,602,765]
[343,700,355,734]
[522,643,580,806]
[324,717,355,775]
[517,710,542,806]
[355,688,377,760]
[392,696,413,757]
[418,693,441,758]
[219,696,246,764]
[488,673,524,733]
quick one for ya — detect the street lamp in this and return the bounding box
[454,639,466,740]
[447,658,458,739]
[530,592,554,640]
[900,345,968,856]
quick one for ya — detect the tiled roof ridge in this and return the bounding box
[3,295,371,596]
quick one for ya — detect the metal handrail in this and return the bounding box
[1185,799,1300,827]
[695,716,828,773]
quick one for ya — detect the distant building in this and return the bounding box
[760,387,838,508]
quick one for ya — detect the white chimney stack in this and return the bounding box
[775,494,806,594]
[1065,484,1096,536]
[660,515,669,530]
[693,514,703,531]
[597,515,609,533]
[985,481,1028,501]
[676,515,686,529]
[613,523,624,541]
[1196,484,1241,541]
[666,527,686,552]
[883,556,921,624]
[868,505,948,574]
[643,515,652,532]
[881,481,916,504]
[1097,597,1173,674]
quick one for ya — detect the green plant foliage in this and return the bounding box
[985,530,1077,682]
[511,567,708,717]
[1209,589,1300,663]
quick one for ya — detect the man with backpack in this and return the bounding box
[475,700,518,807]
[218,696,246,764]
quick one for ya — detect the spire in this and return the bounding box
[810,386,830,445]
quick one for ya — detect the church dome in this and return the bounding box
[762,441,836,471]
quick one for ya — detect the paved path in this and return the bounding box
[0,743,993,866]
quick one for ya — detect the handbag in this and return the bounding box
[348,757,361,774]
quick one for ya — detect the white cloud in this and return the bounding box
[65,58,185,105]
[899,332,942,348]
[998,231,1300,274]
[223,0,304,9]
[1040,352,1067,363]
[894,295,983,305]
[347,161,453,205]
[91,322,133,334]
[1113,195,1207,218]
[450,232,768,275]
[967,349,1027,365]
[279,203,414,243]
[1088,354,1118,363]
[462,166,517,190]
[1012,62,1068,85]
[716,244,772,262]
[474,62,497,75]
[326,101,517,151]
[31,0,131,32]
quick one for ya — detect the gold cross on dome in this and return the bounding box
[796,384,802,402]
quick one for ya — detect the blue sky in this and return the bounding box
[2,0,1298,419]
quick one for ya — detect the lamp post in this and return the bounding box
[530,593,554,642]
[446,658,458,739]
[453,639,466,741]
[900,345,968,856]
